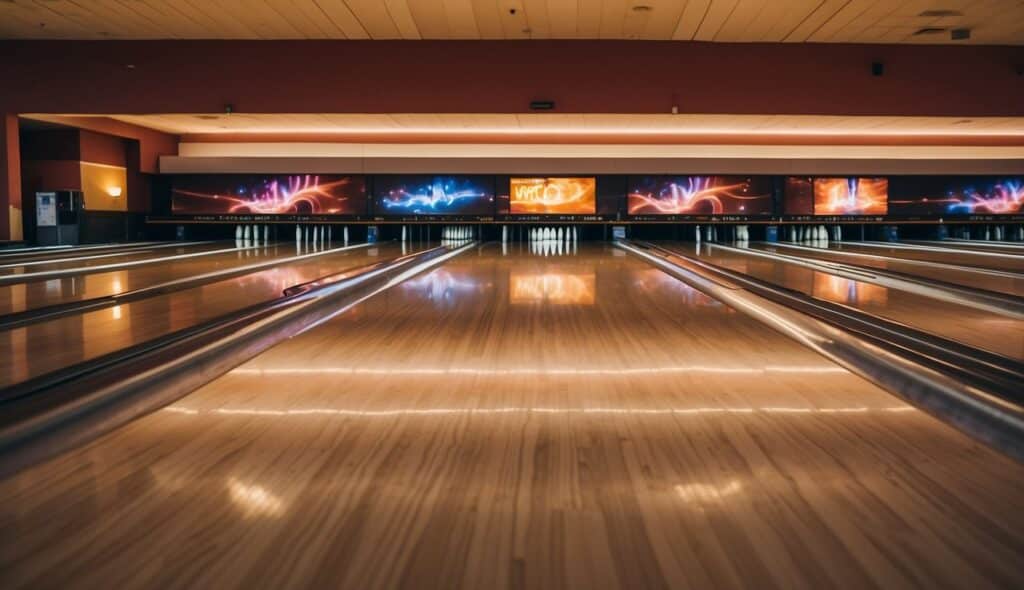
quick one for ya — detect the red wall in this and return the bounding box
[1,40,1022,117]
[80,129,127,167]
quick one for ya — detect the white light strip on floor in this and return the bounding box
[162,406,916,417]
[227,365,848,376]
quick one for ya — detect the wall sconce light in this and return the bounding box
[107,186,123,197]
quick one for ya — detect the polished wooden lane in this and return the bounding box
[689,243,1024,361]
[0,243,412,388]
[905,240,1024,256]
[0,242,344,315]
[0,241,228,277]
[824,242,1024,272]
[752,242,1024,298]
[0,244,1021,589]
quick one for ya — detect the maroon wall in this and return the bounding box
[1,40,1022,117]
[80,129,127,167]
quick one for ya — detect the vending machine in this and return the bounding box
[35,191,84,246]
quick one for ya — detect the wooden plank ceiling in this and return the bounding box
[1,0,1022,44]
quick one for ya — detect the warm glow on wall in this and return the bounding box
[80,162,128,212]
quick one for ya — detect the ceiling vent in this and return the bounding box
[918,9,964,17]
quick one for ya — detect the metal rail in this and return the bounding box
[620,240,1024,463]
[0,242,476,478]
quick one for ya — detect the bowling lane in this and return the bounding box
[752,242,1024,297]
[0,241,232,277]
[0,243,327,315]
[1,243,1021,589]
[906,240,1024,255]
[827,241,1024,272]
[681,243,1024,360]
[0,243,414,388]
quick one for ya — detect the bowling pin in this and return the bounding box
[343,226,349,244]
[502,225,508,243]
[295,225,301,242]
[401,225,407,242]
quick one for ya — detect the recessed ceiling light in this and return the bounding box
[919,9,963,17]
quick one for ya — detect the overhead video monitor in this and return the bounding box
[372,175,495,216]
[627,176,773,216]
[783,176,815,216]
[813,177,888,216]
[171,174,367,215]
[889,176,1024,216]
[509,177,597,215]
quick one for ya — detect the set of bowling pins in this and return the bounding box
[785,224,838,245]
[697,225,750,242]
[524,226,578,244]
[440,225,473,243]
[294,224,341,249]
[959,224,1024,241]
[234,224,270,246]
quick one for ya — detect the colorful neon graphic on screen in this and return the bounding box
[941,180,1024,214]
[510,177,596,214]
[628,176,772,215]
[375,176,493,215]
[172,175,365,215]
[813,178,888,215]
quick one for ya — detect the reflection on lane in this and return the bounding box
[813,272,888,306]
[691,242,1024,359]
[3,244,1022,590]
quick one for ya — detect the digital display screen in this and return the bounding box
[509,177,597,215]
[813,177,888,216]
[627,176,773,215]
[783,177,815,216]
[372,175,494,216]
[171,174,367,215]
[889,177,1024,216]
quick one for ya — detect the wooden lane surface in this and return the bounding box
[825,242,1024,272]
[0,244,1021,589]
[904,240,1024,256]
[0,244,309,316]
[691,243,1024,361]
[0,243,411,388]
[0,242,228,276]
[754,242,1024,298]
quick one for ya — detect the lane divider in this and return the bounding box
[0,240,214,262]
[848,240,1024,260]
[0,242,274,285]
[0,248,160,270]
[619,240,1024,463]
[708,242,1024,320]
[0,241,374,331]
[0,241,476,478]
[763,241,1024,280]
